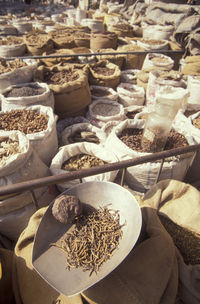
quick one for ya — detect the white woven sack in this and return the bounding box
[105,119,196,192]
[187,76,200,111]
[117,83,145,107]
[50,142,119,192]
[142,53,174,71]
[120,69,139,84]
[24,105,58,166]
[0,43,26,58]
[87,99,125,128]
[0,186,56,241]
[90,85,118,102]
[146,71,187,108]
[0,59,37,93]
[1,82,55,111]
[60,122,106,146]
[12,21,33,34]
[0,130,49,188]
[0,25,17,35]
[137,39,169,51]
[142,25,174,40]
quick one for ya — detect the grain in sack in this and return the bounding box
[0,58,37,93]
[89,60,121,89]
[34,64,91,118]
[1,82,55,111]
[50,142,119,191]
[105,119,196,193]
[142,53,174,71]
[90,85,118,102]
[0,105,58,166]
[86,99,125,128]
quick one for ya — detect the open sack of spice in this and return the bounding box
[9,179,199,304]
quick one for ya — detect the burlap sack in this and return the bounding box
[50,34,76,50]
[40,49,79,67]
[34,64,91,118]
[96,48,125,69]
[90,32,118,52]
[2,180,199,304]
[24,30,54,56]
[117,44,145,70]
[12,208,83,304]
[89,60,121,88]
[108,23,134,38]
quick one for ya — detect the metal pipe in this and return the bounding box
[4,50,184,61]
[0,143,199,196]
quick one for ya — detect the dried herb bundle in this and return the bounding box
[52,206,124,276]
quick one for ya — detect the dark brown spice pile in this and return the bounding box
[126,110,140,119]
[44,70,79,85]
[91,88,110,97]
[51,206,124,276]
[118,128,188,153]
[92,66,115,76]
[5,86,46,98]
[0,110,48,134]
[159,215,200,265]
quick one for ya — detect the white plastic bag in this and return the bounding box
[0,59,37,92]
[60,122,106,146]
[0,43,26,58]
[1,82,55,111]
[50,142,119,191]
[90,85,118,102]
[87,99,125,128]
[187,76,200,111]
[120,69,139,84]
[142,53,174,71]
[137,39,169,51]
[0,105,58,166]
[0,130,50,188]
[105,119,196,192]
[117,83,145,107]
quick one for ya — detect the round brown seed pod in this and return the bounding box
[52,194,82,224]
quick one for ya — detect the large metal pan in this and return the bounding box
[32,181,142,297]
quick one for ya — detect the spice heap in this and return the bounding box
[159,215,200,265]
[0,110,48,134]
[5,85,46,98]
[44,69,79,85]
[52,206,124,276]
[0,137,21,162]
[62,154,105,171]
[118,128,188,153]
[91,88,110,97]
[92,103,119,117]
[0,58,27,74]
[92,65,115,76]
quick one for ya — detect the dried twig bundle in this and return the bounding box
[52,206,124,276]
